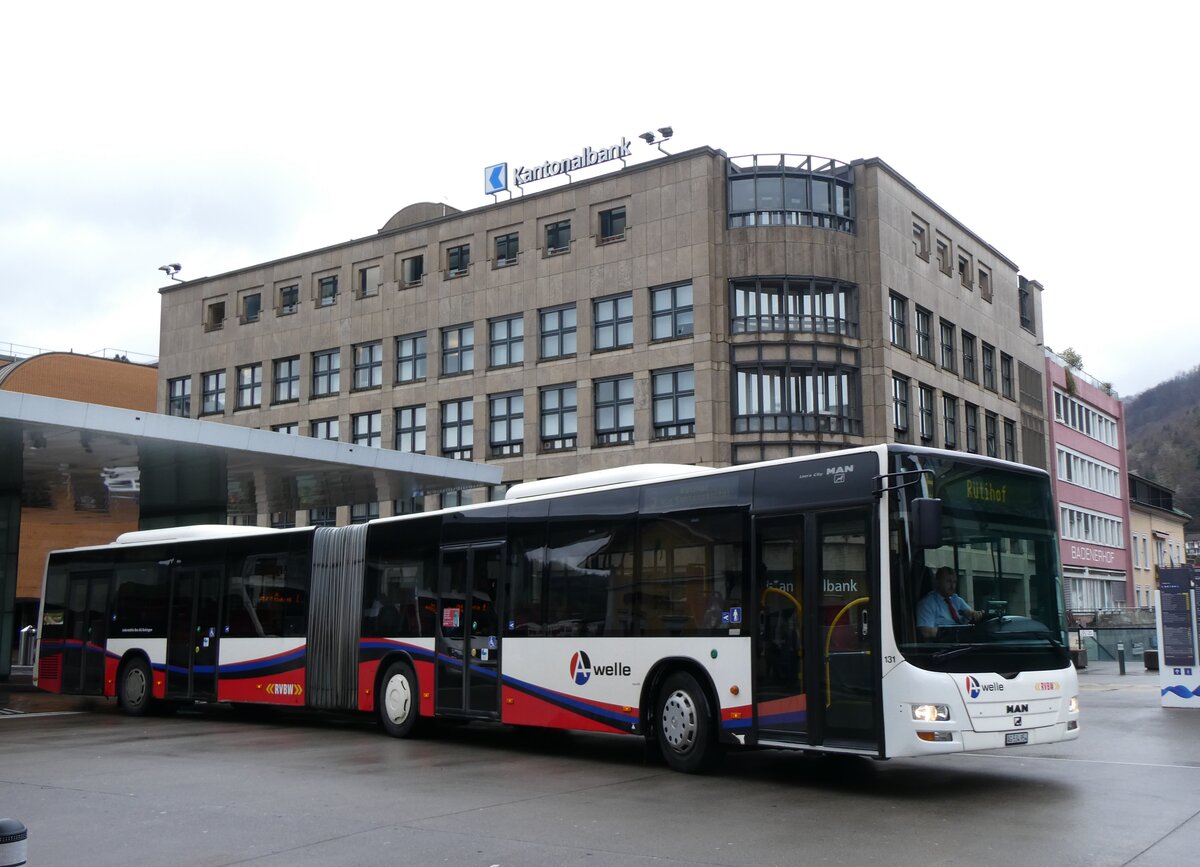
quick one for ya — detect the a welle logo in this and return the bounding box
[568,650,631,686]
[965,675,1005,699]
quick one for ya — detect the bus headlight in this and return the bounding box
[1068,696,1079,713]
[912,703,950,722]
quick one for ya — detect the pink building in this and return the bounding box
[1044,350,1130,618]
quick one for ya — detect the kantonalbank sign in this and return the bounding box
[484,136,633,195]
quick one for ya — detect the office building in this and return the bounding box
[156,144,1050,522]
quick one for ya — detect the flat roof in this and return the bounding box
[0,390,500,515]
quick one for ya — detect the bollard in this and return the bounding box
[0,818,27,867]
[1117,642,1126,676]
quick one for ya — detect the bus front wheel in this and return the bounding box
[378,660,420,738]
[118,657,152,717]
[655,671,720,774]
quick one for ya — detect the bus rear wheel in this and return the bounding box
[378,660,420,738]
[118,657,152,717]
[655,671,720,774]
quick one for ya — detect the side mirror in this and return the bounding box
[911,498,943,550]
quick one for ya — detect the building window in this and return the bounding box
[235,364,262,409]
[317,275,338,307]
[651,282,694,340]
[1019,278,1035,333]
[915,307,933,361]
[1003,418,1016,461]
[652,366,695,439]
[277,284,299,316]
[395,332,426,383]
[440,490,469,510]
[730,277,857,337]
[539,305,576,359]
[962,332,977,382]
[935,234,952,276]
[272,422,298,435]
[271,511,296,529]
[939,320,956,372]
[889,292,908,349]
[965,403,979,453]
[978,265,992,303]
[985,412,998,457]
[357,264,380,298]
[201,370,226,415]
[441,324,474,376]
[545,219,571,254]
[599,206,626,242]
[205,300,226,332]
[447,243,470,277]
[918,384,935,442]
[943,396,957,449]
[489,392,524,457]
[540,384,577,451]
[912,215,930,260]
[311,349,340,397]
[352,411,381,448]
[394,406,426,453]
[241,292,262,323]
[311,417,338,441]
[1053,390,1120,447]
[982,343,996,391]
[353,341,383,390]
[733,365,861,435]
[957,252,973,289]
[441,398,473,459]
[401,254,424,287]
[309,506,337,528]
[167,376,191,417]
[273,356,300,403]
[594,375,634,445]
[350,502,379,524]
[892,375,910,435]
[1001,353,1015,399]
[488,315,523,368]
[726,157,854,232]
[494,232,519,267]
[594,293,633,351]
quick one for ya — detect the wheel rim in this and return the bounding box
[125,666,147,707]
[661,688,698,754]
[384,673,413,725]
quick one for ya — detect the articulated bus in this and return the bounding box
[36,445,1079,773]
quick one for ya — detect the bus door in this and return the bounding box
[814,509,878,750]
[436,543,504,717]
[753,508,879,751]
[165,559,223,702]
[62,570,109,695]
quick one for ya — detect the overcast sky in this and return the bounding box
[3,2,1195,397]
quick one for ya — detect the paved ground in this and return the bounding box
[1,660,1197,867]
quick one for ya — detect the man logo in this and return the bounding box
[569,650,592,686]
[965,675,982,699]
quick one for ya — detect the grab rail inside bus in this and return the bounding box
[760,586,803,691]
[824,596,869,708]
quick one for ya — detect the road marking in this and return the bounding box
[0,710,83,719]
[963,753,1199,771]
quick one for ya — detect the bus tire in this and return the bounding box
[655,671,720,774]
[118,657,152,717]
[378,660,420,738]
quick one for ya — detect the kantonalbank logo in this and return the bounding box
[965,675,1005,699]
[966,480,1008,504]
[569,650,631,686]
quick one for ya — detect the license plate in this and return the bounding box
[1005,731,1029,746]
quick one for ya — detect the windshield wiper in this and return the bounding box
[931,644,979,660]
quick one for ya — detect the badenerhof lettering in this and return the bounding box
[514,138,632,186]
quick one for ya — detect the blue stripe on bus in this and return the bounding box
[498,673,638,728]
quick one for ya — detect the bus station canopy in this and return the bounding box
[0,390,501,519]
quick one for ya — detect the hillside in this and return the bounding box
[1122,364,1200,531]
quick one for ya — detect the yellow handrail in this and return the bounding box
[761,586,803,690]
[824,596,869,708]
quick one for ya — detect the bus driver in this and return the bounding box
[917,566,981,638]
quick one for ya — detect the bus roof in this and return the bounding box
[505,464,717,500]
[113,525,285,545]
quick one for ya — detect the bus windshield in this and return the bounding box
[888,452,1070,673]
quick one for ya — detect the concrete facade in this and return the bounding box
[156,147,1049,521]
[1044,350,1131,617]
